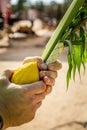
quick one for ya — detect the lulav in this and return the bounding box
[42,0,85,63]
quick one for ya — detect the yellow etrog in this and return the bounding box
[11,62,39,84]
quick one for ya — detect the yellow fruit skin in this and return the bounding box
[11,62,39,84]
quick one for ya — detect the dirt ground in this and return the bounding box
[0,35,87,130]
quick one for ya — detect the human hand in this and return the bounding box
[23,56,62,95]
[0,56,62,129]
[0,70,46,129]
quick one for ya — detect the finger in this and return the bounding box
[38,63,47,70]
[23,81,46,94]
[34,92,46,103]
[43,76,55,86]
[0,69,16,86]
[32,101,42,112]
[2,69,14,80]
[40,70,57,79]
[48,61,62,71]
[23,56,43,64]
[45,86,52,95]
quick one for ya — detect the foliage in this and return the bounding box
[14,0,26,12]
[35,1,44,12]
[61,0,87,87]
[42,0,86,88]
[11,0,68,20]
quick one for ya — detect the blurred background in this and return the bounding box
[0,0,72,43]
[0,0,73,64]
[0,1,87,130]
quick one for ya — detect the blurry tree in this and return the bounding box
[64,0,72,5]
[57,4,63,20]
[16,0,26,12]
[43,1,63,21]
[12,0,73,21]
[35,1,44,12]
[45,1,58,18]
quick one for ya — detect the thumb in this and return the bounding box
[2,69,14,81]
[23,56,42,64]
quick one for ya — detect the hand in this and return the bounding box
[23,56,62,94]
[0,70,46,129]
[0,56,62,129]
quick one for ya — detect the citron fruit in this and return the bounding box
[11,61,39,84]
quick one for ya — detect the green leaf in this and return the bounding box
[64,40,73,88]
[67,52,72,88]
[72,61,76,80]
[80,27,85,42]
[73,45,82,73]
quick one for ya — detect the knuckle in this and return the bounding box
[47,65,53,70]
[55,71,58,78]
[48,61,62,71]
[41,63,48,70]
[52,79,55,86]
[38,63,47,70]
[39,71,45,79]
[35,57,42,63]
[44,76,55,86]
[43,76,48,83]
[41,93,46,99]
[57,62,62,69]
[49,71,57,78]
[41,82,46,91]
[46,86,52,94]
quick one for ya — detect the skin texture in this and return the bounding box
[0,56,62,130]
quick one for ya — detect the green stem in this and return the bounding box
[42,0,85,63]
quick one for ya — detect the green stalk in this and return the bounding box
[42,0,85,63]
